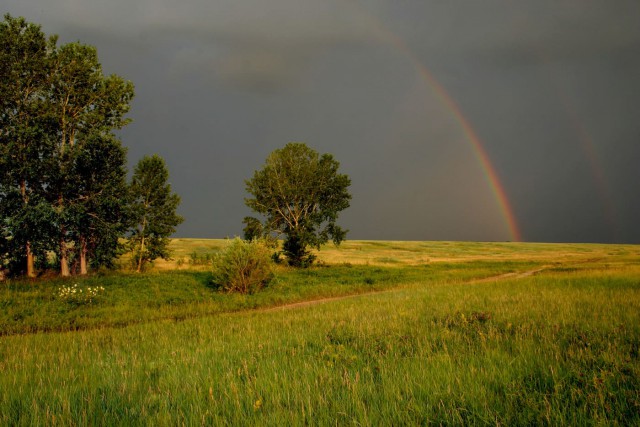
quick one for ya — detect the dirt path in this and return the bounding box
[262,265,553,313]
[469,265,551,283]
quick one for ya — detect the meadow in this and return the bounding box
[1,239,639,425]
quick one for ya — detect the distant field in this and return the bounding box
[159,238,636,268]
[1,240,639,425]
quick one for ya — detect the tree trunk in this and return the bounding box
[56,188,70,277]
[136,234,145,273]
[79,236,88,275]
[136,216,147,273]
[60,238,70,277]
[21,180,35,278]
[26,242,35,278]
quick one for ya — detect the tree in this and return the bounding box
[68,134,130,273]
[0,14,57,277]
[128,155,183,272]
[47,41,134,276]
[244,142,351,266]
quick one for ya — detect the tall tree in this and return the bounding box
[0,14,56,277]
[68,134,129,274]
[244,142,351,266]
[47,41,134,276]
[128,155,183,272]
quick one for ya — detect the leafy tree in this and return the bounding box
[244,142,351,266]
[128,155,183,272]
[47,41,134,276]
[0,14,56,277]
[68,134,130,273]
[0,190,56,276]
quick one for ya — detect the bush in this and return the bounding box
[211,238,274,294]
[188,251,213,266]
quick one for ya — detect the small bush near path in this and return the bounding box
[211,238,274,294]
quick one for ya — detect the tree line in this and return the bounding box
[1,15,183,278]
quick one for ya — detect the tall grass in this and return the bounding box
[0,260,540,336]
[1,241,638,424]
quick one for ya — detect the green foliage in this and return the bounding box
[69,134,130,270]
[0,193,57,276]
[211,238,274,294]
[244,142,351,267]
[188,251,213,266]
[0,14,57,276]
[282,234,316,267]
[47,40,134,276]
[48,42,133,141]
[0,14,134,277]
[128,155,183,272]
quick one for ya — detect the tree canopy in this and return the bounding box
[244,142,351,266]
[128,155,184,272]
[47,40,134,276]
[0,14,56,276]
[0,14,140,277]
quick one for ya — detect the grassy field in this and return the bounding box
[1,240,639,425]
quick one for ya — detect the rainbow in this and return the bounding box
[351,3,522,241]
[410,65,523,242]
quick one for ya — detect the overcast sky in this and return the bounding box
[4,0,640,243]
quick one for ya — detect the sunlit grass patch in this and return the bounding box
[314,240,640,266]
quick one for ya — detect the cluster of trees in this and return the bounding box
[1,15,182,278]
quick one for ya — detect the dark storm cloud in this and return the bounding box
[4,0,640,242]
[381,0,640,56]
[6,0,383,91]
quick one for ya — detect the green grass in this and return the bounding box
[0,256,542,336]
[1,240,639,425]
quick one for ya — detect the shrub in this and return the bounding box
[189,251,213,266]
[211,238,273,294]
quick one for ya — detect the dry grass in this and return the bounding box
[137,238,230,271]
[314,240,639,266]
[136,239,640,270]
